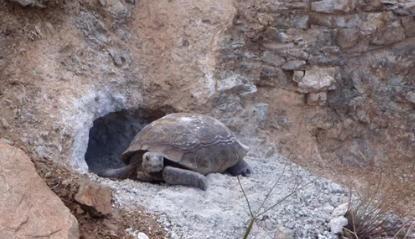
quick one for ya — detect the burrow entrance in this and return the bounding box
[85,109,168,174]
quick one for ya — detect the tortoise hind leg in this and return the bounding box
[162,166,208,190]
[227,159,252,176]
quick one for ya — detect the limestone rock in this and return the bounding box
[383,0,415,16]
[0,141,79,239]
[371,21,406,45]
[217,74,257,95]
[0,118,9,129]
[336,28,360,49]
[0,138,13,145]
[329,216,348,234]
[75,180,113,216]
[274,225,294,239]
[405,91,415,105]
[7,0,47,7]
[137,232,150,239]
[252,102,269,127]
[103,0,129,20]
[282,60,307,70]
[293,67,337,93]
[357,0,383,11]
[126,228,150,239]
[360,12,393,34]
[108,48,130,67]
[307,92,327,106]
[311,0,355,13]
[401,16,415,37]
[258,67,288,88]
[332,203,349,217]
[262,51,285,67]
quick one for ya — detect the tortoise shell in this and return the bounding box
[121,113,249,175]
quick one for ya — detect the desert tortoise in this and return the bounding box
[98,113,251,190]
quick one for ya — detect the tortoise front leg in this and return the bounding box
[162,166,208,190]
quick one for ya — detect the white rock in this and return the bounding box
[328,183,345,194]
[311,0,355,13]
[217,74,257,95]
[406,91,415,104]
[322,203,335,213]
[274,225,295,239]
[293,66,337,93]
[262,51,285,66]
[0,118,9,129]
[332,203,349,217]
[137,232,149,239]
[307,92,327,106]
[293,71,305,82]
[329,216,348,234]
[105,0,129,19]
[8,0,46,7]
[126,228,149,239]
[282,60,307,70]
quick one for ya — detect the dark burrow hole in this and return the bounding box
[85,109,168,174]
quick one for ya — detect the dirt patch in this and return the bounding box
[33,157,166,239]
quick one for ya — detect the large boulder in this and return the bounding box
[0,141,79,239]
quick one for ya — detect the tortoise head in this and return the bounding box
[142,152,164,173]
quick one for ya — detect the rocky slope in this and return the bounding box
[0,0,414,237]
[218,0,415,176]
[214,0,415,213]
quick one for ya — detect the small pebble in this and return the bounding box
[137,232,149,239]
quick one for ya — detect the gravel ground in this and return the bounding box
[92,141,349,239]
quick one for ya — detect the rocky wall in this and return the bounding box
[0,0,414,188]
[0,0,236,171]
[213,0,415,176]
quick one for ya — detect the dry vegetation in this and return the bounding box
[237,163,315,239]
[300,152,415,218]
[343,172,414,239]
